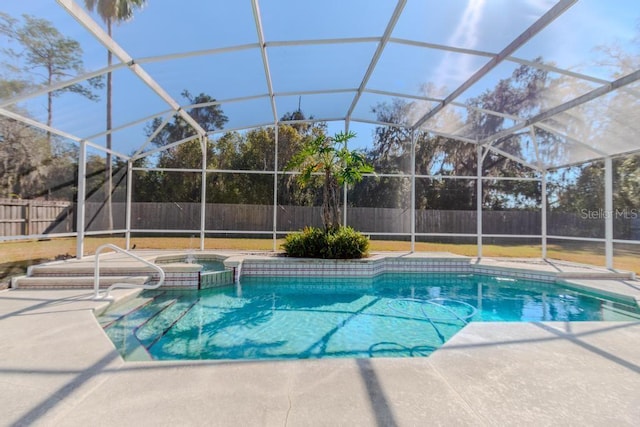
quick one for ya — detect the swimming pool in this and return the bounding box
[98,273,640,361]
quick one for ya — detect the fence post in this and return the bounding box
[23,201,30,236]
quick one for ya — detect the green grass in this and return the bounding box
[1,236,638,286]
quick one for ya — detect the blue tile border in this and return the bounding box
[237,256,560,283]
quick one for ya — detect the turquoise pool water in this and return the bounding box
[98,273,640,361]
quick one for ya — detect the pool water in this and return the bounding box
[98,273,640,361]
[195,260,225,272]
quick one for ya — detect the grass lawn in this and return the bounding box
[1,236,638,286]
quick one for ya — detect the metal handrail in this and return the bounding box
[93,243,165,300]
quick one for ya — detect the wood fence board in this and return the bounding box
[0,199,634,240]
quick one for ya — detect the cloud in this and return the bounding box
[433,0,487,89]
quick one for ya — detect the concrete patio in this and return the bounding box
[1,254,640,426]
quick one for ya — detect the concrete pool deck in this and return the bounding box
[1,253,640,426]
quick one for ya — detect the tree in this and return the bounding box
[0,11,100,203]
[361,61,552,212]
[83,0,146,229]
[146,90,227,175]
[0,13,102,140]
[135,91,228,202]
[147,90,227,152]
[0,76,31,100]
[0,113,49,198]
[0,109,78,201]
[286,131,373,231]
[549,25,640,238]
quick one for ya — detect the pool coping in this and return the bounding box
[2,253,640,425]
[13,250,640,307]
[227,252,640,307]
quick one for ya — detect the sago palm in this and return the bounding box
[287,131,373,231]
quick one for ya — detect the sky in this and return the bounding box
[1,0,638,163]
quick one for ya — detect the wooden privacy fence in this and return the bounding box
[0,198,73,236]
[2,200,639,240]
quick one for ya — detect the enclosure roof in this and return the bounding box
[1,0,639,170]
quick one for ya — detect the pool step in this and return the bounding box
[12,275,151,290]
[98,295,159,328]
[135,298,200,349]
[28,264,158,277]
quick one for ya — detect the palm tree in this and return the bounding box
[287,131,373,231]
[84,0,145,229]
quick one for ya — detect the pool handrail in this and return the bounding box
[93,243,165,300]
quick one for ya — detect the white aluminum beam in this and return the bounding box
[347,117,409,129]
[131,134,201,161]
[480,234,542,239]
[135,43,260,64]
[200,136,207,250]
[76,140,87,259]
[276,88,357,97]
[129,229,203,234]
[530,127,542,170]
[275,116,345,126]
[273,124,279,251]
[57,0,208,138]
[84,109,172,141]
[390,37,495,58]
[612,239,640,245]
[251,0,278,124]
[410,129,416,252]
[187,93,270,109]
[125,161,133,249]
[541,171,548,259]
[204,168,275,175]
[481,69,640,145]
[531,124,547,258]
[544,146,640,172]
[267,37,380,48]
[207,122,275,136]
[605,157,613,269]
[132,112,175,158]
[414,233,477,238]
[477,145,484,258]
[534,123,608,157]
[343,121,350,227]
[419,129,477,145]
[481,176,540,182]
[0,107,82,143]
[133,167,203,173]
[128,62,206,136]
[361,89,523,127]
[415,174,476,180]
[412,0,578,130]
[345,1,407,122]
[365,88,442,103]
[547,235,606,243]
[507,59,639,99]
[203,230,274,235]
[389,38,632,97]
[0,107,130,158]
[486,144,542,172]
[0,62,126,109]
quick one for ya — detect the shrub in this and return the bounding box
[282,226,326,258]
[282,226,369,259]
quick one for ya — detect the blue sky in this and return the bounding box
[2,0,638,160]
